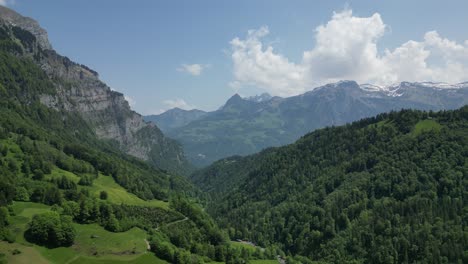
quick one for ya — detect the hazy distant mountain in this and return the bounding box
[145,108,207,133]
[245,92,274,102]
[164,80,468,166]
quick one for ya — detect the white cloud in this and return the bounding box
[302,10,387,84]
[177,64,208,76]
[230,9,468,96]
[230,26,307,96]
[146,99,196,115]
[124,95,136,108]
[162,98,195,110]
[149,98,196,114]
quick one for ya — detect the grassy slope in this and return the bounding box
[0,241,49,264]
[412,119,442,135]
[5,201,169,264]
[1,135,170,209]
[229,241,257,252]
[88,175,169,209]
[46,169,169,209]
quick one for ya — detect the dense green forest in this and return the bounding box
[195,107,468,263]
[0,23,273,263]
[1,10,468,264]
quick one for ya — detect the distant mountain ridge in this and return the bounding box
[153,80,468,166]
[145,108,207,134]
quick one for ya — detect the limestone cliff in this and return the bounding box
[0,6,192,175]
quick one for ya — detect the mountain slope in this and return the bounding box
[144,108,207,133]
[0,5,192,175]
[169,80,468,166]
[194,107,468,263]
[0,9,271,264]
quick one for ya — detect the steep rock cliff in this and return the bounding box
[0,5,191,175]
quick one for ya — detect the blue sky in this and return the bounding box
[3,0,468,114]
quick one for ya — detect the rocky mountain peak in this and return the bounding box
[0,6,52,50]
[223,93,243,106]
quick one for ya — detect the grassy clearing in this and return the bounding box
[412,119,442,136]
[72,224,147,256]
[36,246,77,264]
[88,174,169,209]
[45,169,169,209]
[10,202,51,244]
[34,223,151,263]
[230,241,256,252]
[47,168,81,182]
[7,201,167,263]
[12,201,51,218]
[0,241,49,264]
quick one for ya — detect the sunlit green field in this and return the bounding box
[88,174,169,209]
[46,168,170,209]
[229,241,257,252]
[4,201,168,264]
[412,119,442,135]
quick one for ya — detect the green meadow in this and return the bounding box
[2,201,168,264]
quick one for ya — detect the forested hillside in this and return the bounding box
[0,19,274,264]
[196,107,468,263]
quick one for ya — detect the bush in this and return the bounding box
[4,230,15,243]
[99,191,108,200]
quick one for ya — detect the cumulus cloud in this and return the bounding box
[177,64,209,76]
[230,9,468,96]
[231,27,307,96]
[124,95,136,108]
[147,98,196,115]
[163,98,195,110]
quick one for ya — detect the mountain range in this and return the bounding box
[145,108,208,134]
[0,5,466,264]
[146,80,468,166]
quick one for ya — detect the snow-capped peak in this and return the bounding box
[358,81,468,97]
[360,83,383,92]
[245,93,273,102]
[414,81,468,89]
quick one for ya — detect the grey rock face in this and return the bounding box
[0,6,52,50]
[1,6,191,174]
